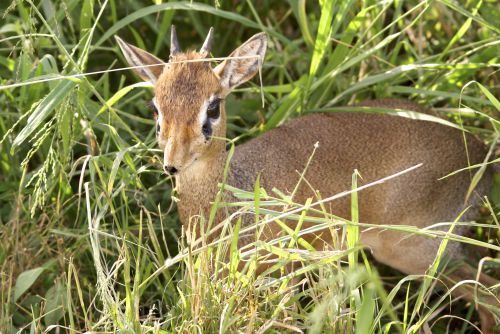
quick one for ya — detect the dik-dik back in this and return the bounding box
[116,27,498,332]
[231,109,490,223]
[229,107,491,251]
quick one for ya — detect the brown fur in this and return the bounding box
[153,52,225,170]
[116,32,499,333]
[156,52,221,124]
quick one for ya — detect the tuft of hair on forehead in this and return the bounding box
[154,51,221,124]
[168,50,206,64]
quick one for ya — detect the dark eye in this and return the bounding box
[207,99,220,119]
[156,122,160,135]
[202,121,212,139]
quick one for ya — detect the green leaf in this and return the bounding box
[44,281,66,326]
[96,2,288,47]
[264,76,307,131]
[80,0,94,32]
[153,10,175,55]
[440,0,499,34]
[307,0,335,87]
[59,98,72,164]
[289,0,314,47]
[325,7,366,73]
[229,218,242,278]
[14,267,45,302]
[348,170,360,268]
[325,63,481,107]
[356,285,375,334]
[438,0,482,61]
[98,82,152,115]
[315,106,464,130]
[311,31,401,91]
[490,173,500,207]
[107,150,126,194]
[12,79,76,152]
[473,82,500,110]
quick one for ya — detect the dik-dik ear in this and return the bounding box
[214,32,267,94]
[115,36,165,84]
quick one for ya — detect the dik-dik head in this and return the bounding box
[115,27,267,175]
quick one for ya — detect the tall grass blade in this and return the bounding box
[12,79,76,152]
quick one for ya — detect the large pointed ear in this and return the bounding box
[115,35,165,84]
[213,32,267,93]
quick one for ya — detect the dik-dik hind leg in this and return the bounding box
[363,231,499,333]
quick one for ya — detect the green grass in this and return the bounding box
[1,0,499,333]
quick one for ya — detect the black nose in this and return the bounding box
[165,166,178,175]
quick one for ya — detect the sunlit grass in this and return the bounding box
[0,0,499,333]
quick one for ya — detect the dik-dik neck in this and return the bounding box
[175,143,227,226]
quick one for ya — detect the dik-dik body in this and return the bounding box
[116,27,498,332]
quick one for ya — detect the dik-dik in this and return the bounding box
[116,27,498,332]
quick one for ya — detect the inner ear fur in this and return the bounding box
[115,36,165,83]
[214,32,267,93]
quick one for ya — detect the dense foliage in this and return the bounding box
[0,0,498,333]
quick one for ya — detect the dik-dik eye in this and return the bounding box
[201,98,220,140]
[202,121,212,139]
[207,98,220,119]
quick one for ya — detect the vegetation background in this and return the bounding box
[0,0,499,333]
